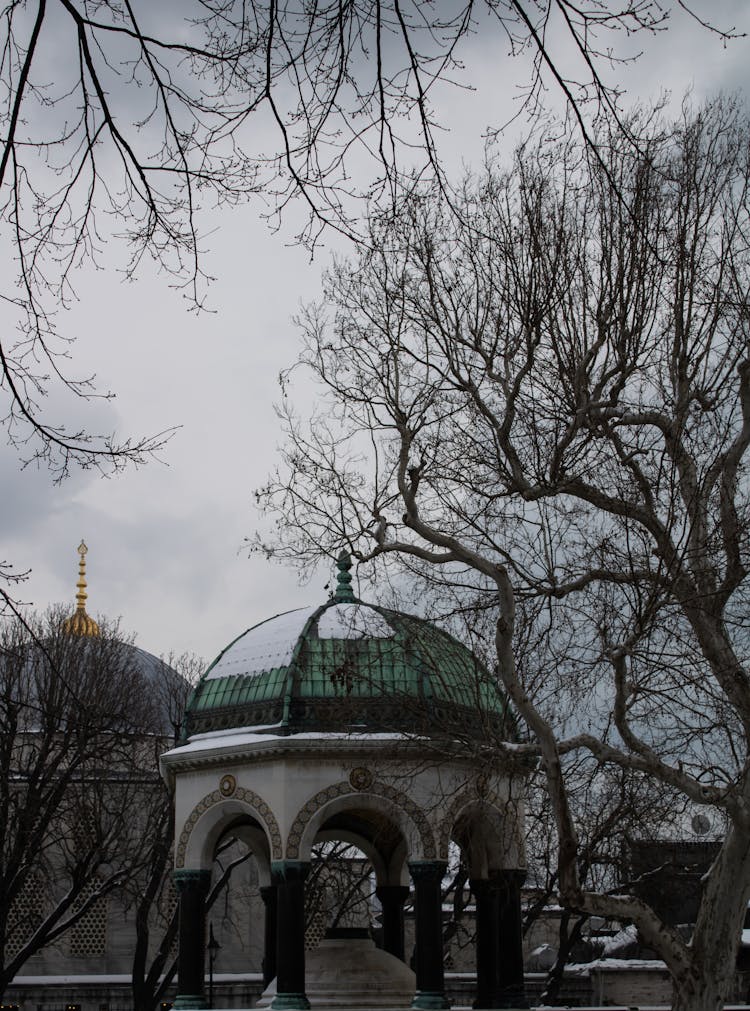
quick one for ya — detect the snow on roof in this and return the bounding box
[204,602,398,682]
[205,607,318,680]
[565,957,669,975]
[317,603,394,640]
[162,728,424,759]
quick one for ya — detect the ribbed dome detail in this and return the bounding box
[183,588,514,741]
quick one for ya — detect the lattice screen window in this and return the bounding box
[305,911,326,951]
[445,921,474,972]
[158,876,178,925]
[5,876,43,960]
[70,877,108,956]
[158,876,179,956]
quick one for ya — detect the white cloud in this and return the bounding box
[3,5,748,664]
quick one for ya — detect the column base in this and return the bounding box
[271,994,311,1010]
[173,996,207,1010]
[411,991,450,1010]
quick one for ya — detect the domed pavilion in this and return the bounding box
[161,553,528,1011]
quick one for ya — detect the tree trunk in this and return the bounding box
[671,966,725,1011]
[540,911,586,1006]
[675,818,750,1011]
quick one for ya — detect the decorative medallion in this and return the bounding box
[219,774,237,797]
[349,766,374,791]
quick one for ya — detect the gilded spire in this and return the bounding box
[62,540,100,637]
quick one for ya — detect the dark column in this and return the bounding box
[496,869,528,1009]
[271,860,310,1010]
[173,868,211,1011]
[471,877,500,1009]
[376,884,410,961]
[408,860,450,1010]
[260,884,278,987]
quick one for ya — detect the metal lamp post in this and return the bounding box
[208,922,221,1009]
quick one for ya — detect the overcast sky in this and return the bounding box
[3,2,749,666]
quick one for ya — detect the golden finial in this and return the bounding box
[62,540,100,637]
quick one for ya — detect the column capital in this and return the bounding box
[271,860,311,883]
[408,860,448,883]
[173,868,211,893]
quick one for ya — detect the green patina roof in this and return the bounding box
[183,553,514,740]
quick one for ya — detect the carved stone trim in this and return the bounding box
[285,779,435,859]
[176,786,283,866]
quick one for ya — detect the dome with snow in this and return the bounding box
[182,552,514,739]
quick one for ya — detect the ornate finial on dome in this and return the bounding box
[334,549,356,602]
[62,540,100,637]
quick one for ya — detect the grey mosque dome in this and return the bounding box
[182,551,515,740]
[58,540,185,737]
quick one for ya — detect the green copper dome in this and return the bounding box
[183,555,514,740]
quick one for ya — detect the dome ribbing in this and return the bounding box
[183,555,514,741]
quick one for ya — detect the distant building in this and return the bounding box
[5,543,260,1011]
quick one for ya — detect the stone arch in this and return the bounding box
[219,821,273,887]
[176,785,283,868]
[314,827,389,882]
[285,779,436,861]
[437,787,520,869]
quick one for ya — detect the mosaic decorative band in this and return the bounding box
[176,784,283,866]
[285,778,436,859]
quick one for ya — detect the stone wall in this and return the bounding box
[5,974,265,1011]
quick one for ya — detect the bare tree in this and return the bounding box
[126,652,196,1011]
[0,607,182,996]
[124,652,258,1011]
[257,95,750,1010]
[130,826,254,1011]
[306,841,376,938]
[522,758,680,1003]
[0,0,744,483]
